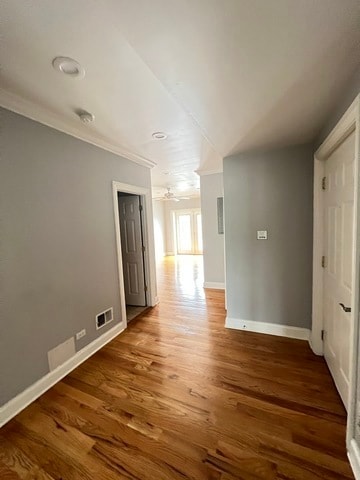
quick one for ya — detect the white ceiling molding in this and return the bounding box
[0,89,156,169]
[195,167,223,176]
[315,94,359,160]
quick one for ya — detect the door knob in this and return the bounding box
[339,303,351,313]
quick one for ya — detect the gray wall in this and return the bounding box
[0,108,151,406]
[223,144,313,328]
[317,64,360,146]
[200,173,225,285]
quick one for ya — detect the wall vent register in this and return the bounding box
[96,307,113,329]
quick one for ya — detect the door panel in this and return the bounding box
[343,202,353,288]
[118,195,146,306]
[323,130,355,409]
[127,263,140,294]
[124,220,137,252]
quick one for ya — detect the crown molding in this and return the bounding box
[195,167,223,176]
[0,89,156,169]
[315,94,359,160]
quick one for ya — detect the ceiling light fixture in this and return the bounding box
[77,110,95,124]
[52,56,85,79]
[152,132,167,140]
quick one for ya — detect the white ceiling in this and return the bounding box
[1,0,359,198]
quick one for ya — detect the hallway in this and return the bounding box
[0,256,352,479]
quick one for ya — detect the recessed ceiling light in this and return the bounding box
[52,56,85,79]
[152,132,167,140]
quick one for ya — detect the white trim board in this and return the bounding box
[195,167,223,176]
[225,317,310,341]
[349,440,360,480]
[203,282,225,290]
[308,337,323,357]
[311,94,360,355]
[311,94,360,480]
[0,321,125,428]
[0,89,156,169]
[112,181,158,321]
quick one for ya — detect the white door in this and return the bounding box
[175,209,203,255]
[118,194,146,306]
[323,130,355,409]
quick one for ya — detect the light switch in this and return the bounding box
[257,230,268,240]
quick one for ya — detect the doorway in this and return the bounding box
[112,181,157,327]
[321,130,355,408]
[312,96,360,424]
[174,208,203,255]
[118,193,147,322]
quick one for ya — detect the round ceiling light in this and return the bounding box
[52,57,85,79]
[152,132,167,140]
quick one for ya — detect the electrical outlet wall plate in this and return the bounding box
[76,329,86,340]
[257,230,268,240]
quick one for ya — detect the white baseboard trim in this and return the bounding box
[203,282,225,290]
[0,321,126,428]
[225,317,310,341]
[308,336,323,356]
[349,439,360,480]
[165,252,174,256]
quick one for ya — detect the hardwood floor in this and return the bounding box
[0,255,353,479]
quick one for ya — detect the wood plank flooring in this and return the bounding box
[0,255,353,479]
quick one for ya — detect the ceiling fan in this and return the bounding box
[156,187,190,202]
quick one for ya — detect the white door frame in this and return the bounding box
[112,181,158,328]
[310,95,360,465]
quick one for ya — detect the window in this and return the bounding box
[174,209,203,255]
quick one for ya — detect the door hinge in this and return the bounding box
[142,246,145,253]
[321,255,326,268]
[321,330,325,341]
[139,204,143,212]
[144,285,148,292]
[322,176,326,191]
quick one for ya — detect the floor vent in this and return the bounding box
[96,307,113,330]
